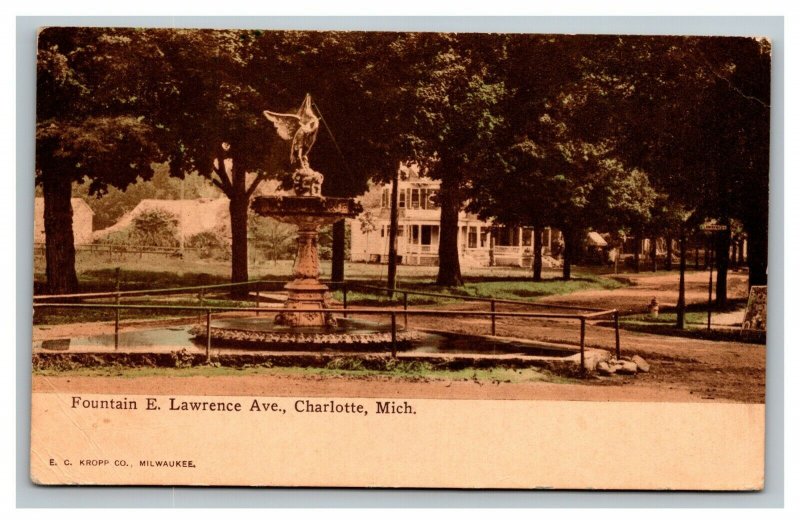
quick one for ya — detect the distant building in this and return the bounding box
[348,165,560,268]
[34,197,94,245]
[92,198,231,243]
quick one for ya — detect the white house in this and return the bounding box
[349,165,560,268]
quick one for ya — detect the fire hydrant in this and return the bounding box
[648,297,659,318]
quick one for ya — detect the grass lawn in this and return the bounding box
[33,362,574,384]
[33,251,629,324]
[617,299,762,343]
[333,274,623,307]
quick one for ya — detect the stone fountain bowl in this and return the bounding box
[188,317,420,351]
[251,195,363,227]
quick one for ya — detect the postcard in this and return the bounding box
[30,27,769,489]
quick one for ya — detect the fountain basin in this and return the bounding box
[251,195,363,227]
[188,317,420,350]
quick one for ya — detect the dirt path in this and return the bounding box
[31,373,718,403]
[539,270,750,313]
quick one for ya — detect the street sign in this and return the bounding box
[700,224,729,231]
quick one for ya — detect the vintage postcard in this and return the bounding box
[30,27,769,489]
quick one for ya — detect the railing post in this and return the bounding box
[579,317,586,372]
[491,300,496,336]
[343,283,348,319]
[614,310,621,360]
[199,288,205,306]
[391,312,397,358]
[403,292,408,328]
[206,309,212,362]
[255,289,260,317]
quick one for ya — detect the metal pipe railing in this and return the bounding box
[33,301,622,371]
[349,282,607,312]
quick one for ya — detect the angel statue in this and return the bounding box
[264,94,320,171]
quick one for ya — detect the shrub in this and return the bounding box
[187,231,227,259]
[131,208,180,247]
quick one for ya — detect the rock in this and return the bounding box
[582,350,611,372]
[632,355,650,373]
[615,361,638,375]
[596,361,613,375]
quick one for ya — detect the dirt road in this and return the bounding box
[539,270,751,313]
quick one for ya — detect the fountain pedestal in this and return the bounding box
[251,195,362,328]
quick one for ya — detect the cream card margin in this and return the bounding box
[30,393,764,490]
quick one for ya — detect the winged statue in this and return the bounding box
[263,94,320,169]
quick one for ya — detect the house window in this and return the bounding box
[398,189,406,208]
[522,228,532,246]
[411,225,420,244]
[380,226,385,238]
[421,225,432,245]
[431,190,438,209]
[411,188,420,209]
[468,226,478,249]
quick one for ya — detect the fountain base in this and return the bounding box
[274,279,336,328]
[189,318,419,351]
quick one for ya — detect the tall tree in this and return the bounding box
[36,28,167,293]
[405,34,507,286]
[152,29,283,297]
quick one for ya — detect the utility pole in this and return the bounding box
[179,178,185,258]
[387,165,400,298]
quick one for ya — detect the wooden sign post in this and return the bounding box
[700,223,729,330]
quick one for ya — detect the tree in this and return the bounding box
[404,34,507,287]
[36,28,168,293]
[589,36,770,300]
[249,31,427,287]
[147,29,286,297]
[250,215,295,263]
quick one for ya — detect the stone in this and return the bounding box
[615,361,638,375]
[596,361,613,375]
[632,355,650,373]
[582,350,611,372]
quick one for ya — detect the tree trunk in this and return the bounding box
[715,226,731,307]
[532,225,543,282]
[676,226,687,329]
[747,223,767,287]
[562,227,574,280]
[331,219,346,284]
[665,233,673,270]
[650,236,658,272]
[730,239,738,270]
[386,169,399,297]
[738,237,746,267]
[436,175,463,287]
[229,193,249,298]
[42,174,79,294]
[632,229,641,273]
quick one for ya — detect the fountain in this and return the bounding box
[194,95,418,350]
